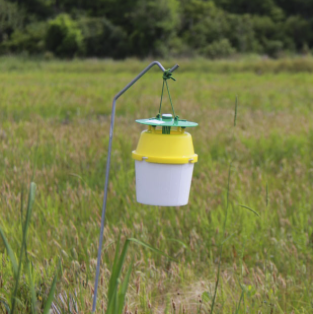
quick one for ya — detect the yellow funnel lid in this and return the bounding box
[132,126,198,164]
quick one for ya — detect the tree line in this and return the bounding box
[0,0,312,59]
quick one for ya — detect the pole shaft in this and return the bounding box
[92,61,179,312]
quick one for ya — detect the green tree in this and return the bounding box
[127,0,180,57]
[284,15,312,50]
[2,0,313,58]
[78,16,127,58]
[3,21,47,53]
[45,13,84,57]
[0,0,24,49]
[16,0,54,19]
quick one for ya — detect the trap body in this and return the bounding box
[132,113,198,206]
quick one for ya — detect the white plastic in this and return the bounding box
[135,160,194,206]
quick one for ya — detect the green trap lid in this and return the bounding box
[136,114,198,128]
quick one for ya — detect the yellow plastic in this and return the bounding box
[132,126,198,164]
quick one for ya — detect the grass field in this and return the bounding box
[1,56,313,313]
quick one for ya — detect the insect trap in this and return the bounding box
[92,62,198,312]
[132,69,198,206]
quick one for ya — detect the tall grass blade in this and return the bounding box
[0,298,11,313]
[117,259,133,314]
[166,238,188,249]
[105,238,172,314]
[107,238,129,313]
[221,232,235,245]
[234,96,238,127]
[114,288,118,314]
[72,292,79,313]
[266,183,269,207]
[0,227,18,279]
[19,184,24,236]
[31,142,39,182]
[106,286,117,314]
[107,236,122,300]
[11,182,36,314]
[239,204,259,216]
[42,274,58,314]
[128,238,175,260]
[27,262,37,314]
[235,290,244,314]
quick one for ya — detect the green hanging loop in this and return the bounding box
[158,69,178,119]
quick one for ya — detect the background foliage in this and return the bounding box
[0,0,313,58]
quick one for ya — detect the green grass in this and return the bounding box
[1,57,313,313]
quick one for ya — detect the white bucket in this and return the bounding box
[135,160,194,206]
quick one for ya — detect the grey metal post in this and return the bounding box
[92,61,179,312]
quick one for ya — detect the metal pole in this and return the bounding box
[92,61,179,312]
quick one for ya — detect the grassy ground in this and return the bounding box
[1,57,313,313]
